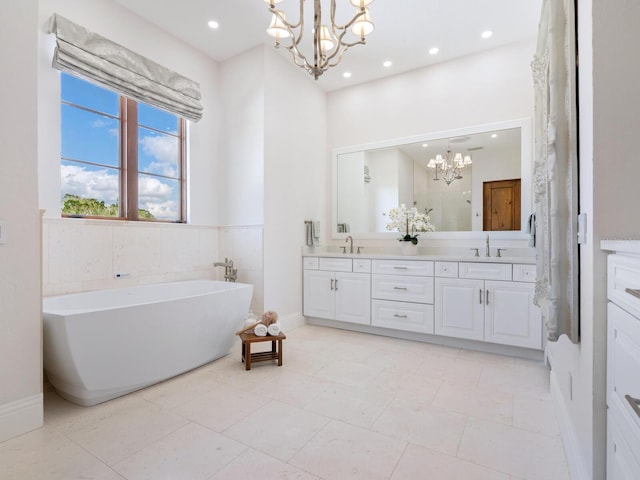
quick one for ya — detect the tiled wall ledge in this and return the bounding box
[42,217,220,296]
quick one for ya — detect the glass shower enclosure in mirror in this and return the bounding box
[333,118,532,238]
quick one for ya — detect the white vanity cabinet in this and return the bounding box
[435,262,542,348]
[303,257,371,325]
[603,247,640,480]
[303,254,542,353]
[371,259,434,334]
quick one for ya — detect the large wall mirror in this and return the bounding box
[332,118,532,239]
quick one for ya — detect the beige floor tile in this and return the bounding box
[457,417,571,480]
[479,362,550,396]
[415,353,485,386]
[248,369,331,408]
[290,420,407,480]
[304,381,394,428]
[210,448,320,480]
[513,394,562,437]
[175,383,270,431]
[57,394,189,465]
[456,348,518,367]
[137,366,217,409]
[374,370,443,405]
[314,358,383,388]
[112,422,246,480]
[372,397,467,455]
[0,425,125,480]
[390,443,510,480]
[223,400,329,461]
[433,382,514,425]
[284,345,336,375]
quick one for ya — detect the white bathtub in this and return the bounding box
[43,280,253,406]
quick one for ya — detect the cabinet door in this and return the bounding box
[484,281,542,349]
[335,272,371,325]
[435,278,484,341]
[608,412,640,480]
[303,270,335,320]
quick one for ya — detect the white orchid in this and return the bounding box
[385,204,436,244]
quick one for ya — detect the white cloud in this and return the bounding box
[61,164,178,220]
[61,164,119,205]
[91,118,112,128]
[140,135,178,177]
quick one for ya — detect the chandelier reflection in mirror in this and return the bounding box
[427,142,473,186]
[263,0,374,80]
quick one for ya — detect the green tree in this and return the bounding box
[62,194,155,219]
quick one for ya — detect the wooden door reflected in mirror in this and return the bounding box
[483,179,521,231]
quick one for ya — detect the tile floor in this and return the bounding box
[1,325,571,480]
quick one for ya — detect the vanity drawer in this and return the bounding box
[513,264,536,282]
[607,302,640,439]
[372,260,434,277]
[372,299,434,334]
[459,262,512,281]
[371,274,433,304]
[303,257,319,270]
[319,257,352,272]
[353,259,372,273]
[609,254,640,319]
[435,261,458,278]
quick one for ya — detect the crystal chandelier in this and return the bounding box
[427,144,473,186]
[263,0,375,80]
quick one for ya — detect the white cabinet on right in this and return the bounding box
[435,262,542,349]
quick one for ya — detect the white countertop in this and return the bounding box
[601,240,640,255]
[302,250,536,264]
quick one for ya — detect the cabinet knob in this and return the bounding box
[625,394,640,419]
[625,288,640,299]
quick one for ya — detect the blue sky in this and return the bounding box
[60,73,180,220]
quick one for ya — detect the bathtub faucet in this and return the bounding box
[214,258,237,282]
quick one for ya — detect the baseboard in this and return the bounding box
[550,370,590,480]
[279,312,307,332]
[0,393,43,443]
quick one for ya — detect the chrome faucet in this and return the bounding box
[214,258,237,282]
[345,235,354,254]
[485,235,491,257]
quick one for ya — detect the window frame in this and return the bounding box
[61,74,187,223]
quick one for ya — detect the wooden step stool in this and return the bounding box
[239,331,286,370]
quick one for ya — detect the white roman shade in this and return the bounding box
[48,14,203,122]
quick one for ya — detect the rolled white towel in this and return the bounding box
[267,322,281,336]
[254,323,268,337]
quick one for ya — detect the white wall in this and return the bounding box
[37,0,224,295]
[218,46,267,314]
[0,0,43,442]
[263,48,327,317]
[327,40,535,150]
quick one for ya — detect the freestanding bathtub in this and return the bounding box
[42,280,253,406]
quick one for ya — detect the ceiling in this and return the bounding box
[113,0,543,92]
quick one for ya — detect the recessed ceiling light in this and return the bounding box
[481,30,493,39]
[343,72,352,78]
[208,20,219,29]
[383,60,392,68]
[422,143,429,147]
[491,133,498,138]
[429,47,439,55]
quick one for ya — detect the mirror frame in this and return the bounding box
[331,118,532,240]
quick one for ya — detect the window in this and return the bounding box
[60,72,186,222]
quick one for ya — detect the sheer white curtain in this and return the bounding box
[531,0,579,343]
[48,14,203,122]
